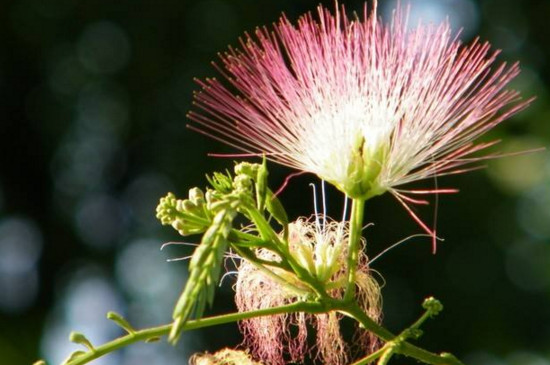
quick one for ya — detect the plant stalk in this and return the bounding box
[61,302,324,365]
[344,198,366,301]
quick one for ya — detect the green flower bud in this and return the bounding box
[234,162,259,178]
[233,174,253,193]
[206,190,222,210]
[156,192,179,225]
[181,199,199,213]
[422,297,443,316]
[189,187,205,206]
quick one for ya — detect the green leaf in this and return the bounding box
[107,312,135,334]
[69,332,95,352]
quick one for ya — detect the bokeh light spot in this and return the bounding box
[123,173,174,228]
[506,240,550,292]
[382,0,479,38]
[506,352,550,365]
[0,217,43,273]
[75,194,128,249]
[487,138,547,194]
[47,46,89,96]
[78,21,131,75]
[0,270,39,313]
[115,239,183,325]
[51,134,124,196]
[116,239,175,298]
[0,217,42,312]
[77,81,129,135]
[517,184,550,239]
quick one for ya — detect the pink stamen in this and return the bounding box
[207,152,264,158]
[273,171,309,197]
[393,191,439,253]
[394,188,459,194]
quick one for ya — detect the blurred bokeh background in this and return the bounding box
[0,0,549,364]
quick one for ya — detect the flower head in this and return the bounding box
[189,1,530,202]
[235,216,381,365]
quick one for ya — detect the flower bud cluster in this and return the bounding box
[156,189,209,236]
[156,162,264,238]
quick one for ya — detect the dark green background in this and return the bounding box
[1,0,549,364]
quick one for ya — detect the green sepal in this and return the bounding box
[255,157,268,211]
[265,188,288,227]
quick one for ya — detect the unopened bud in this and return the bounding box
[171,219,204,236]
[234,162,259,178]
[189,187,205,206]
[233,174,252,192]
[422,297,443,316]
[181,199,198,213]
[206,190,222,210]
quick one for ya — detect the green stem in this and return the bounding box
[338,301,393,340]
[344,198,366,301]
[62,301,324,365]
[231,227,276,249]
[244,206,283,245]
[230,244,312,296]
[377,347,395,365]
[348,345,388,365]
[341,302,463,365]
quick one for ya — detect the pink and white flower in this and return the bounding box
[188,1,531,245]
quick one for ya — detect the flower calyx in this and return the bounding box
[335,136,387,200]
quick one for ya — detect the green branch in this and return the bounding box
[348,345,389,365]
[42,296,464,365]
[49,302,324,365]
[341,301,464,365]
